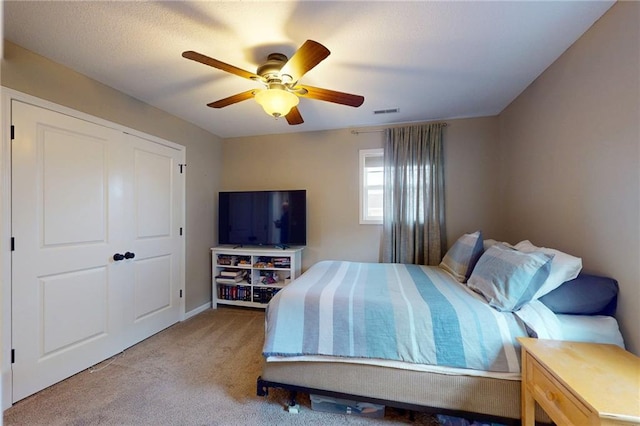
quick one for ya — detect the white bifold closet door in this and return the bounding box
[11,100,184,402]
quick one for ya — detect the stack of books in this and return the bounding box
[216,269,245,284]
[273,257,291,268]
[253,286,281,304]
[218,285,251,301]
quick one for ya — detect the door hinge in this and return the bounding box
[179,290,183,298]
[179,227,183,236]
[179,164,186,174]
[11,349,15,364]
[11,237,15,251]
[11,125,15,140]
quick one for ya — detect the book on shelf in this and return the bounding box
[272,257,291,268]
[218,284,251,302]
[252,286,282,304]
[220,269,243,277]
[216,275,243,284]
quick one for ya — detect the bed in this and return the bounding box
[257,235,623,424]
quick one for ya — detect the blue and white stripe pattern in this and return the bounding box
[467,244,553,312]
[439,230,484,282]
[263,260,551,373]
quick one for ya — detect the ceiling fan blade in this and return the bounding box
[207,90,256,108]
[280,40,330,83]
[297,85,365,107]
[285,106,304,125]
[182,51,261,81]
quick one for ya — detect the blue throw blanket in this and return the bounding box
[263,261,551,373]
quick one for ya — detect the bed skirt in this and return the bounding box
[258,360,551,425]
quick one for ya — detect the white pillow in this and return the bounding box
[514,240,582,299]
[482,239,499,250]
[482,239,512,251]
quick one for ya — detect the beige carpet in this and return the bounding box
[4,307,440,425]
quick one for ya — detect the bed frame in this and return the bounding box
[257,259,620,425]
[257,360,552,425]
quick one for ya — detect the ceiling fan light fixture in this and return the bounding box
[254,88,299,118]
[184,40,363,125]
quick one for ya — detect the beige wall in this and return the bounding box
[444,117,503,243]
[1,41,223,312]
[498,1,640,354]
[221,128,382,270]
[221,116,502,271]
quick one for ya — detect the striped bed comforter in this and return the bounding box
[263,260,557,373]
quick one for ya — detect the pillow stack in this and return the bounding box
[439,233,584,313]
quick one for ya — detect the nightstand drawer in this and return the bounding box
[527,356,591,425]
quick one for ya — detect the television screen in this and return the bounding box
[218,190,307,247]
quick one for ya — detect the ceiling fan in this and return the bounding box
[182,40,365,125]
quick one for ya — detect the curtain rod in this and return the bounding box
[350,129,384,135]
[350,122,447,135]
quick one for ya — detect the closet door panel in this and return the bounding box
[42,129,106,246]
[135,149,172,238]
[11,100,125,402]
[41,267,108,354]
[123,133,183,347]
[133,255,172,320]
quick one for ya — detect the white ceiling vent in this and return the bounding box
[373,108,399,115]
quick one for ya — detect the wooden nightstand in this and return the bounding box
[519,338,640,426]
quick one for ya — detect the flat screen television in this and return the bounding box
[218,190,307,247]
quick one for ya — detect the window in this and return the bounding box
[359,148,384,224]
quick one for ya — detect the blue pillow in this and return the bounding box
[439,231,484,282]
[539,273,619,316]
[467,244,553,312]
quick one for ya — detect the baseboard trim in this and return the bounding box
[185,302,212,320]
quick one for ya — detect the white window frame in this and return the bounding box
[359,148,384,225]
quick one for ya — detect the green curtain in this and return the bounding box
[382,123,446,265]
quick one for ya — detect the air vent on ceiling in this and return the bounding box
[373,108,399,115]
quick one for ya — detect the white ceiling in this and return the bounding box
[3,1,614,139]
